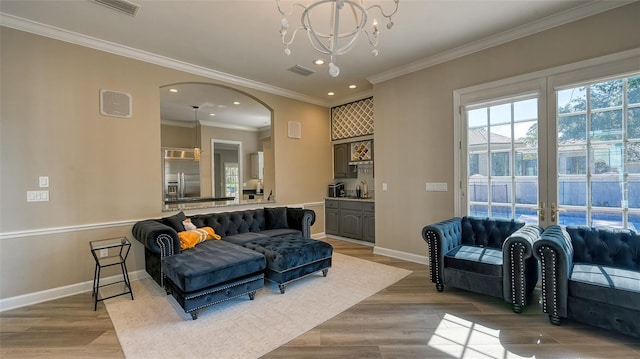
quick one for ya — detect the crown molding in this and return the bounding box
[368,0,635,84]
[200,120,260,132]
[0,13,331,107]
[160,119,263,132]
[329,89,374,107]
[161,120,195,128]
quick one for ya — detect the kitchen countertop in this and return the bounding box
[325,196,375,203]
[162,198,274,212]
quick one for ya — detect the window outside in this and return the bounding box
[467,97,539,224]
[557,74,640,229]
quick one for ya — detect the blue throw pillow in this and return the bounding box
[163,211,187,232]
[265,207,288,229]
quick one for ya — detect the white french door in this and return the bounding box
[550,72,640,229]
[458,79,549,227]
[456,51,640,230]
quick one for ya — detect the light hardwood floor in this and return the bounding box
[1,238,639,358]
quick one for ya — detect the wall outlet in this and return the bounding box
[425,182,448,192]
[27,190,49,202]
[99,249,109,258]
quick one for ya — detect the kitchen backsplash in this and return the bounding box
[341,171,375,198]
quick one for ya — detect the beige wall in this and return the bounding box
[2,3,638,302]
[0,27,332,299]
[373,3,640,257]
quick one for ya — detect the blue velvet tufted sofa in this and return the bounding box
[533,225,640,338]
[132,207,316,319]
[422,216,542,313]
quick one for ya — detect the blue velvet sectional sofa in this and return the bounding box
[132,206,318,319]
[533,225,640,338]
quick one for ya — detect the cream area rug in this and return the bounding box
[105,252,411,359]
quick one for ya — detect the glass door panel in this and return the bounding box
[466,96,540,224]
[224,162,239,198]
[556,74,640,229]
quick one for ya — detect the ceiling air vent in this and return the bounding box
[288,65,315,77]
[91,0,140,17]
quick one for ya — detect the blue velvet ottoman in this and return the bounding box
[163,239,266,319]
[244,235,333,294]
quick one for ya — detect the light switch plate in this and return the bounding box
[382,183,388,191]
[39,176,49,188]
[425,182,448,192]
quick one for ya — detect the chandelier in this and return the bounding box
[277,0,399,77]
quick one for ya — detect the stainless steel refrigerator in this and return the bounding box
[162,148,201,200]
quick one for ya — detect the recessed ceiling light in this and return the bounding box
[328,92,335,96]
[233,101,240,105]
[349,84,357,89]
[169,88,178,93]
[209,113,216,116]
[314,59,325,65]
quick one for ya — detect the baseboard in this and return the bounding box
[0,270,149,312]
[311,232,326,239]
[373,246,429,265]
[325,235,374,247]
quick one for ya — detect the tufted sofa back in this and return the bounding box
[461,216,525,249]
[190,209,266,237]
[565,226,640,270]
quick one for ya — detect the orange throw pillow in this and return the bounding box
[178,227,221,250]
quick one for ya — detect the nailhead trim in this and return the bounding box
[551,249,558,319]
[302,213,313,238]
[157,233,174,288]
[180,276,263,315]
[539,247,547,313]
[510,242,526,308]
[425,230,440,287]
[537,245,558,318]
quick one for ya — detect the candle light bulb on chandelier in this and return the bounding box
[328,62,340,77]
[276,0,399,77]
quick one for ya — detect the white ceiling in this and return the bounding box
[0,0,633,125]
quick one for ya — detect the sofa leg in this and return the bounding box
[322,269,329,277]
[512,304,523,314]
[190,311,199,320]
[436,283,444,292]
[549,314,561,325]
[248,291,256,300]
[278,284,286,294]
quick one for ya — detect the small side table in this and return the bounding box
[90,237,134,310]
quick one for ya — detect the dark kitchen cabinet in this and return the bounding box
[334,143,357,178]
[325,199,374,243]
[325,200,340,235]
[362,203,376,243]
[340,208,362,240]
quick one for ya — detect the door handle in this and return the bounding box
[531,202,545,222]
[551,203,566,222]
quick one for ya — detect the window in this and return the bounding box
[466,97,539,222]
[457,52,639,229]
[556,74,640,229]
[224,162,239,198]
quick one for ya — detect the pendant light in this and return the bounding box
[192,105,201,162]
